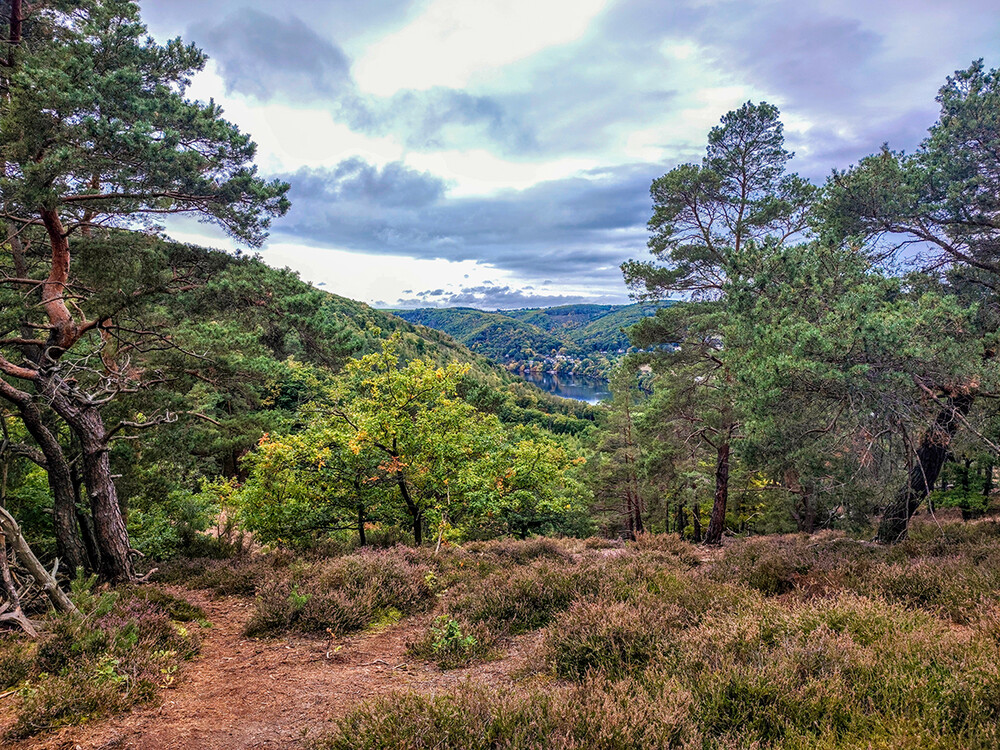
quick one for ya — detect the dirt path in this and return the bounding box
[14,588,531,750]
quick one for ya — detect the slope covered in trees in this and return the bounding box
[393,302,659,377]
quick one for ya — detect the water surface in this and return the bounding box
[519,371,611,404]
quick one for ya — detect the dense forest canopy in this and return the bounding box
[392,302,660,378]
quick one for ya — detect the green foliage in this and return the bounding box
[236,337,590,546]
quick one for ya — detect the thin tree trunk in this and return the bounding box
[704,440,730,544]
[396,470,421,546]
[356,501,366,547]
[692,500,702,543]
[877,392,974,543]
[0,505,78,614]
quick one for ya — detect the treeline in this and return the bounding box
[595,65,1000,544]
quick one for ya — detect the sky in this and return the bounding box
[141,0,1000,310]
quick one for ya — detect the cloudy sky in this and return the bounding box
[142,0,1000,309]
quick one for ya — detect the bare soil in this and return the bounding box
[8,587,535,750]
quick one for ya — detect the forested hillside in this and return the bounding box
[393,302,659,377]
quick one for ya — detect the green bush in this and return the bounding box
[407,616,492,669]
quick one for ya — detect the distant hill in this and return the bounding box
[390,303,662,378]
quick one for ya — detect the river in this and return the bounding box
[518,371,611,404]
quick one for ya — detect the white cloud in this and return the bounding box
[186,63,406,173]
[354,0,611,95]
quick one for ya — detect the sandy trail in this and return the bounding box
[10,587,529,750]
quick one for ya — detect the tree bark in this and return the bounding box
[704,440,730,544]
[45,386,135,582]
[0,381,90,573]
[17,402,90,572]
[675,499,687,539]
[877,392,974,543]
[0,530,38,637]
[356,501,366,547]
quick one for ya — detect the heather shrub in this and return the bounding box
[5,586,200,740]
[245,547,436,637]
[154,553,284,596]
[669,594,1000,746]
[860,558,999,623]
[630,533,702,566]
[464,536,572,564]
[0,637,34,689]
[711,537,811,595]
[120,585,208,623]
[447,561,581,635]
[543,598,681,681]
[314,678,697,750]
[583,536,622,550]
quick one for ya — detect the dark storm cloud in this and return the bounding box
[193,12,353,100]
[272,159,657,289]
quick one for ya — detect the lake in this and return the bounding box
[519,371,611,404]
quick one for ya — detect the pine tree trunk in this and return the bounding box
[704,440,730,544]
[692,501,702,543]
[17,401,90,573]
[45,387,135,582]
[877,392,973,543]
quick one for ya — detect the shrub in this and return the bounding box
[0,637,34,690]
[447,561,580,635]
[244,548,436,637]
[543,599,681,681]
[154,554,283,596]
[314,678,696,750]
[583,536,622,550]
[464,537,571,564]
[630,533,702,566]
[407,616,492,669]
[859,558,999,624]
[4,587,200,740]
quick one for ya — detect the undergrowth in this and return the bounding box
[1,580,201,740]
